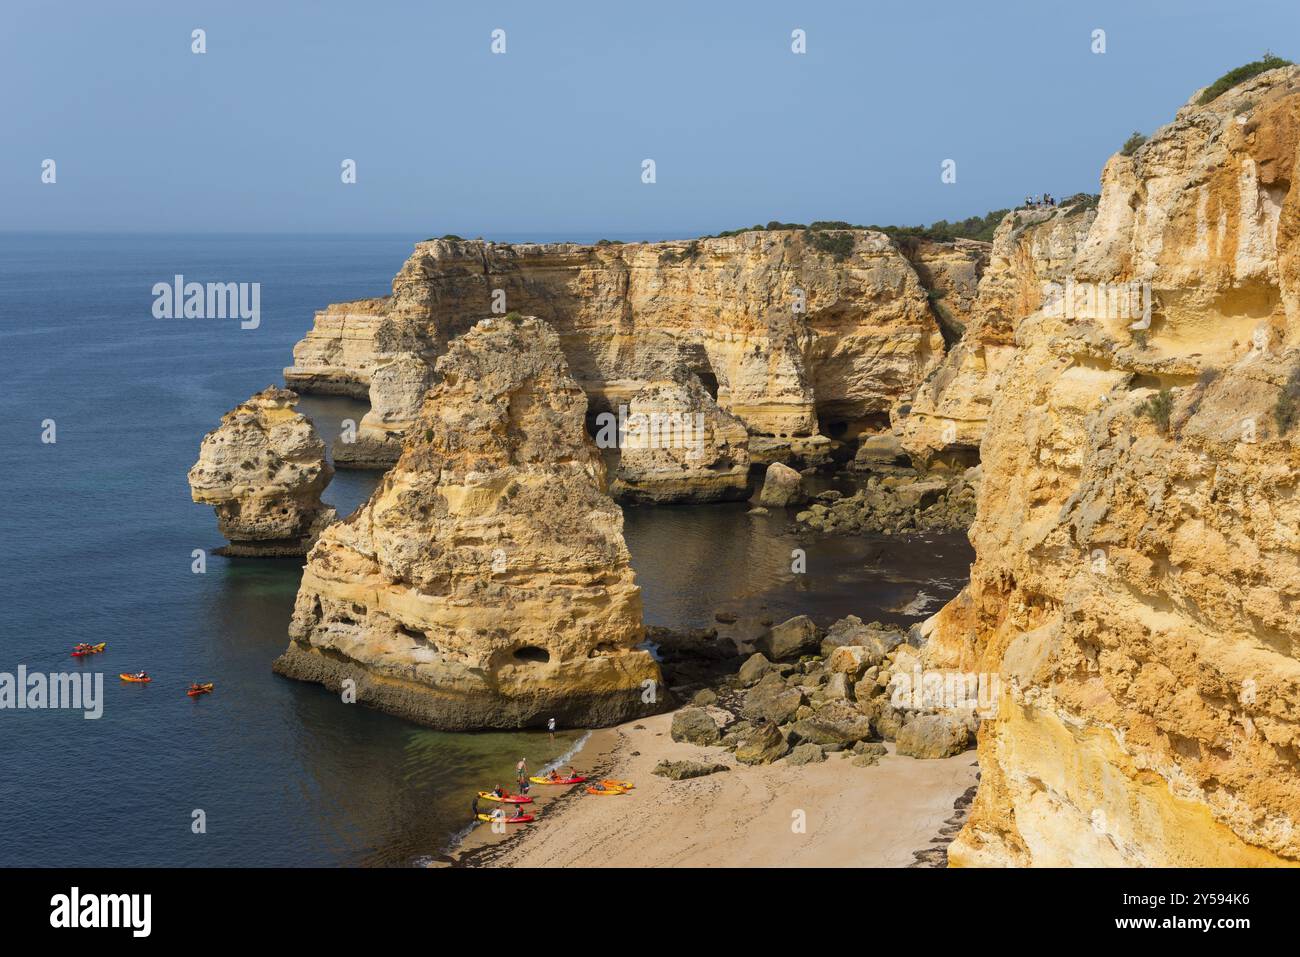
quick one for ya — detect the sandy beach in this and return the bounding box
[454,710,979,868]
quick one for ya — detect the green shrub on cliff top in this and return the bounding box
[1197,53,1292,105]
[1120,132,1147,157]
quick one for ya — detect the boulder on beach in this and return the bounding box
[653,760,731,780]
[786,742,827,766]
[895,713,973,759]
[757,615,819,661]
[671,707,722,746]
[734,719,789,765]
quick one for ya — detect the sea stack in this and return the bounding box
[608,368,751,504]
[274,314,664,730]
[188,387,336,556]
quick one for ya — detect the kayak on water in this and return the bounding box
[601,779,634,790]
[187,683,214,697]
[528,775,587,786]
[477,812,533,824]
[71,643,106,658]
[585,784,627,795]
[119,673,152,684]
[477,791,533,805]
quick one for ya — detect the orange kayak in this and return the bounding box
[585,784,627,795]
[71,643,106,658]
[187,683,214,697]
[119,673,151,684]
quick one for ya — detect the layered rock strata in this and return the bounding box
[607,368,751,504]
[274,315,664,730]
[900,204,1096,469]
[286,230,950,469]
[188,387,336,556]
[924,65,1300,866]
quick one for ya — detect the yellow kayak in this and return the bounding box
[601,779,634,790]
[529,775,586,785]
[477,812,533,824]
[477,791,532,805]
[585,784,627,795]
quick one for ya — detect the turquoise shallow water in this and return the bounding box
[0,232,972,866]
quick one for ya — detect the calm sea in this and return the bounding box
[0,232,971,866]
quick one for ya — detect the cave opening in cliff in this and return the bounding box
[512,646,551,664]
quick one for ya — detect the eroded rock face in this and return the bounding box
[900,204,1096,469]
[286,230,947,461]
[275,315,663,730]
[925,66,1300,866]
[607,368,750,504]
[332,353,434,468]
[188,387,336,556]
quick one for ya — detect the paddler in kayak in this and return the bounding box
[132,671,149,681]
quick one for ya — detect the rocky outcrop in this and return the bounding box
[925,65,1300,866]
[756,462,805,508]
[332,353,434,468]
[188,387,336,556]
[286,230,948,464]
[899,204,1096,470]
[900,237,991,344]
[274,315,663,730]
[607,368,750,504]
[796,468,979,535]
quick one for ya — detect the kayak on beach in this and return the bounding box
[477,812,533,824]
[585,784,627,795]
[478,791,533,805]
[119,672,151,683]
[601,779,634,790]
[528,775,587,785]
[187,682,214,697]
[71,642,106,658]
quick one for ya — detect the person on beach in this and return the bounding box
[516,758,527,789]
[547,717,556,742]
[472,795,481,820]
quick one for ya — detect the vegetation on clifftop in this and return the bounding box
[1197,53,1292,105]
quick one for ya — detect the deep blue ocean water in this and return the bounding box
[0,232,972,866]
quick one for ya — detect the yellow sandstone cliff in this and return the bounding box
[286,230,951,472]
[924,65,1300,866]
[274,315,663,730]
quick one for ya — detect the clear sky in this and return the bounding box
[3,0,1295,237]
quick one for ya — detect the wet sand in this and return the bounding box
[453,711,979,868]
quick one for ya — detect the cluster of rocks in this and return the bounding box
[795,468,979,536]
[664,613,977,769]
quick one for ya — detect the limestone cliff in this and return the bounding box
[274,314,664,730]
[900,205,1096,469]
[285,230,948,473]
[924,65,1300,866]
[188,387,336,556]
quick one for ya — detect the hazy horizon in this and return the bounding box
[4,0,1295,234]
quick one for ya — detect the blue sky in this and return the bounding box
[2,0,1294,237]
